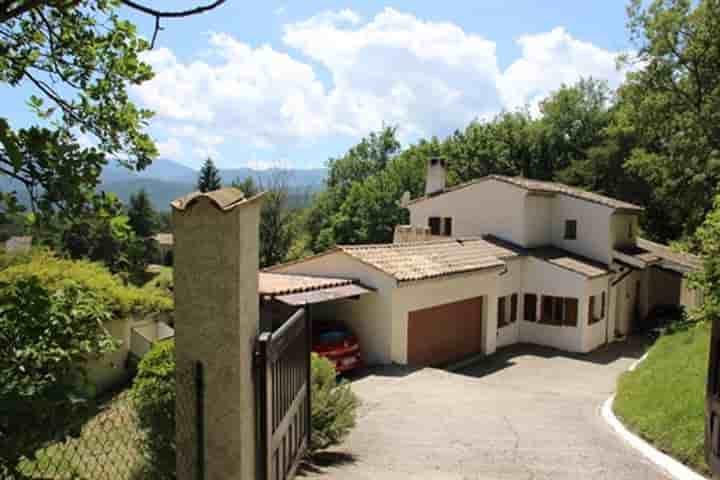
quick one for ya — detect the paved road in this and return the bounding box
[302,339,671,480]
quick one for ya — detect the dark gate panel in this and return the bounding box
[706,316,720,476]
[257,308,311,480]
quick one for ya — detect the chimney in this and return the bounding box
[425,156,446,195]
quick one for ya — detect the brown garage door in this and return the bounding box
[407,297,483,366]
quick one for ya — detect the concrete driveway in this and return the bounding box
[301,339,670,480]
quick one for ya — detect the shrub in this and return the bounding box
[0,276,117,475]
[130,340,175,479]
[129,345,360,474]
[0,250,172,317]
[310,353,360,452]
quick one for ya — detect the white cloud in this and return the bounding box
[133,10,630,164]
[273,6,286,16]
[499,27,628,113]
[156,137,183,158]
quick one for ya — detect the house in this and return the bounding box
[151,233,174,265]
[268,157,702,367]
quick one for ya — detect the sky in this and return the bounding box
[1,1,636,170]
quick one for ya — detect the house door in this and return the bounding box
[407,297,483,366]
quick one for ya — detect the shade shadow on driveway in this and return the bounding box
[302,338,670,480]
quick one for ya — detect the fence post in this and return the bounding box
[172,188,264,480]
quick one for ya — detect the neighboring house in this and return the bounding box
[151,233,174,265]
[4,235,32,253]
[269,157,702,367]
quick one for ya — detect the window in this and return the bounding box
[443,217,453,236]
[428,217,441,235]
[628,221,634,239]
[524,294,537,322]
[588,291,606,325]
[539,296,579,327]
[497,294,518,328]
[564,220,577,240]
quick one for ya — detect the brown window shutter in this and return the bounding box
[524,294,537,322]
[497,296,506,327]
[444,217,453,236]
[510,294,518,323]
[564,298,578,327]
[429,217,441,235]
[601,292,606,318]
[589,296,595,324]
[541,296,553,324]
[553,297,564,325]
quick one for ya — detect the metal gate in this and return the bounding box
[256,307,311,480]
[706,316,720,477]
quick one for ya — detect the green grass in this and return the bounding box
[614,321,710,475]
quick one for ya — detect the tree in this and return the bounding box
[258,174,292,268]
[197,157,222,193]
[127,189,157,238]
[691,193,720,323]
[232,176,259,197]
[0,276,117,476]
[619,0,720,240]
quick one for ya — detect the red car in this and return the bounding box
[312,322,362,373]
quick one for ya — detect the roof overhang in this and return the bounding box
[274,284,373,306]
[613,249,661,269]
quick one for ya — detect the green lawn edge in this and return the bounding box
[614,321,710,475]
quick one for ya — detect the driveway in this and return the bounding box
[302,339,670,480]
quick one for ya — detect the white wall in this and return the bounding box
[519,258,589,352]
[272,252,396,365]
[409,180,527,244]
[551,195,614,264]
[495,259,525,348]
[611,213,639,249]
[86,317,132,394]
[523,194,553,246]
[392,269,501,364]
[583,276,610,352]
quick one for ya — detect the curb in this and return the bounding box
[602,353,708,480]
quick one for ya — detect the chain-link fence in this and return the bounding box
[12,389,149,480]
[4,362,203,480]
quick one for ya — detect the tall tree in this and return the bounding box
[127,189,157,238]
[196,157,222,193]
[619,0,720,241]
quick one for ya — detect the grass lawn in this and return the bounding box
[614,320,710,475]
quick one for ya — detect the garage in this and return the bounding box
[407,297,484,366]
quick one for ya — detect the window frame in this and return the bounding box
[539,295,579,327]
[564,219,577,240]
[524,294,537,322]
[428,216,441,235]
[443,217,453,236]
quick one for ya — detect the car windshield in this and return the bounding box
[317,325,349,345]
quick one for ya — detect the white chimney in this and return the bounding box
[425,156,446,195]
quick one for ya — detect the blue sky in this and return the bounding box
[1,1,635,170]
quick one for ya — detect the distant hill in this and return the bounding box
[2,159,326,212]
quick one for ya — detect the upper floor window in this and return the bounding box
[564,220,577,240]
[443,217,453,236]
[428,217,441,235]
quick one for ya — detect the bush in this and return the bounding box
[0,276,117,475]
[310,353,359,452]
[129,344,359,476]
[130,340,175,480]
[0,250,172,317]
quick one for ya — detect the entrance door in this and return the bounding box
[407,297,483,366]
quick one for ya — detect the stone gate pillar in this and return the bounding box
[172,188,264,480]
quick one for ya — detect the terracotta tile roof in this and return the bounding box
[482,235,610,278]
[171,187,264,212]
[338,237,515,282]
[636,238,702,271]
[529,246,610,278]
[409,175,644,212]
[258,273,354,296]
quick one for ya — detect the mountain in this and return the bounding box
[101,158,198,183]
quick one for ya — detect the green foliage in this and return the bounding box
[196,157,222,193]
[690,194,720,322]
[130,340,175,480]
[0,250,172,317]
[310,353,359,452]
[232,176,260,197]
[614,320,709,474]
[0,1,157,220]
[620,0,720,240]
[127,189,158,238]
[0,276,118,474]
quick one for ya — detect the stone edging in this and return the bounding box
[601,352,708,480]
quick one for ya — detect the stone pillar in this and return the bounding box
[172,188,264,480]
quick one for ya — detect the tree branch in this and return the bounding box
[119,0,227,18]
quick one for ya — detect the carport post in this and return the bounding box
[172,188,264,480]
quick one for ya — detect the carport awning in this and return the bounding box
[275,284,372,306]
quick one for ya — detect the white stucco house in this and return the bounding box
[267,158,702,367]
